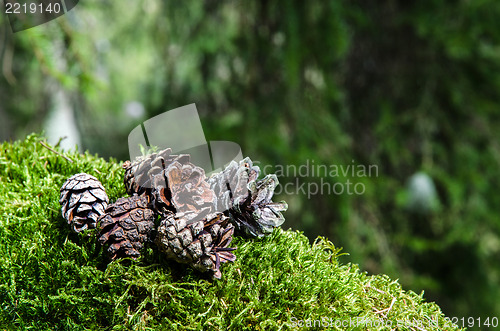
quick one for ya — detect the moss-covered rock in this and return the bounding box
[0,134,462,330]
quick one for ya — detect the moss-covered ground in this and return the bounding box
[0,135,462,330]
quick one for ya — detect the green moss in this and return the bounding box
[0,134,462,330]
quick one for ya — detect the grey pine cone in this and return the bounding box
[208,158,287,237]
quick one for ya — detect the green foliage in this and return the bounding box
[0,135,460,330]
[2,0,500,324]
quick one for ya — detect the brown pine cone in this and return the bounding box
[59,173,109,233]
[163,160,215,219]
[98,195,155,260]
[122,148,189,197]
[156,211,236,279]
[123,148,215,221]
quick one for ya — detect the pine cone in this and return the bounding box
[156,211,236,279]
[98,195,155,260]
[123,148,215,221]
[208,158,287,237]
[122,148,189,197]
[163,160,215,219]
[233,174,287,237]
[59,173,109,233]
[208,158,259,213]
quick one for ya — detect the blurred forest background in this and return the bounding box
[1,0,500,323]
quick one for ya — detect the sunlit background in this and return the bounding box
[1,0,500,323]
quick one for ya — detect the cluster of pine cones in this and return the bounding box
[59,148,287,279]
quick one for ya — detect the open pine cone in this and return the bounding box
[208,158,259,213]
[123,150,216,222]
[232,174,287,237]
[123,148,188,195]
[163,160,215,218]
[208,158,287,237]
